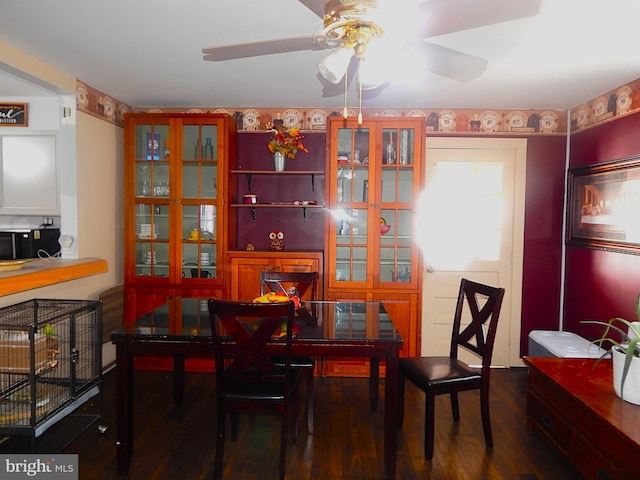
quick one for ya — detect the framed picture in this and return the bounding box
[0,103,27,127]
[567,155,640,255]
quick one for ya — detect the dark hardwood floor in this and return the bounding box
[4,367,579,479]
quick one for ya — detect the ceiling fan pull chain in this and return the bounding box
[343,67,349,119]
[358,69,363,125]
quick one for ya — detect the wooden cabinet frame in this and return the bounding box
[324,117,425,373]
[123,113,236,322]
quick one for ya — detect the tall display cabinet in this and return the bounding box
[325,116,425,376]
[123,113,236,323]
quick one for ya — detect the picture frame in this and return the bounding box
[0,103,27,127]
[567,155,640,255]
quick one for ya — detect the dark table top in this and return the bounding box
[112,299,403,346]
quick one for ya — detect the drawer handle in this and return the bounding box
[596,469,611,480]
[541,415,554,430]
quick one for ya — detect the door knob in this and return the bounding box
[426,266,435,273]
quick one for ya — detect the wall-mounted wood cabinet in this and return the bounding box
[123,113,236,321]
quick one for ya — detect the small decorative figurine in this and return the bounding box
[268,231,285,251]
[245,242,255,251]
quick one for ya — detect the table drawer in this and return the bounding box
[527,393,573,457]
[573,431,630,480]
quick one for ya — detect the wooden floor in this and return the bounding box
[5,367,579,479]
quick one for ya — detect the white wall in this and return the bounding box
[0,42,125,369]
[0,95,59,129]
[76,111,124,277]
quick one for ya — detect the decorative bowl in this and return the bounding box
[380,224,391,235]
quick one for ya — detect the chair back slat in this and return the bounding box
[207,299,300,479]
[450,278,505,371]
[398,277,506,460]
[260,271,319,319]
[208,299,296,388]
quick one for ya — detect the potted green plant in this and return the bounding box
[582,293,640,405]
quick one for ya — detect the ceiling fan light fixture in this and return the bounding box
[323,0,384,41]
[317,46,354,84]
[322,0,385,61]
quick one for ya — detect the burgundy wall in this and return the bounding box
[233,129,596,355]
[233,131,572,355]
[233,132,327,251]
[520,136,567,354]
[564,112,640,339]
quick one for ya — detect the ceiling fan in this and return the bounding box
[202,0,542,94]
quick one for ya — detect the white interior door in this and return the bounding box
[418,137,526,367]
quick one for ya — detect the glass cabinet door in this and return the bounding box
[181,204,217,279]
[134,203,170,278]
[329,118,422,289]
[379,126,416,285]
[182,123,219,197]
[334,126,370,283]
[179,121,220,281]
[134,121,171,279]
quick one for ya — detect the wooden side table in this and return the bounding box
[525,357,640,479]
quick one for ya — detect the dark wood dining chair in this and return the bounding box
[398,278,505,459]
[260,270,318,434]
[260,270,319,319]
[207,299,301,480]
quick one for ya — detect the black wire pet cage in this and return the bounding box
[0,299,102,451]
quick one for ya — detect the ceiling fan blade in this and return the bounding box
[298,0,324,18]
[408,40,487,82]
[203,36,330,61]
[417,0,542,38]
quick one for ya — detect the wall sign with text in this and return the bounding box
[0,103,28,126]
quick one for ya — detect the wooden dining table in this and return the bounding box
[112,298,404,479]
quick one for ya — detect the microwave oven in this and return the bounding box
[0,228,61,260]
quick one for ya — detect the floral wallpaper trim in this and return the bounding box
[76,80,131,127]
[571,77,640,133]
[134,107,567,135]
[77,74,640,134]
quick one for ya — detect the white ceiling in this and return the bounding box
[1,0,640,111]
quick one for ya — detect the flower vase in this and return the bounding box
[274,152,286,172]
